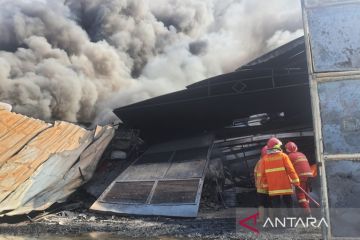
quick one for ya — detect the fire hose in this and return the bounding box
[295,185,320,208]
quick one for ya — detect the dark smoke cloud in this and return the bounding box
[189,40,208,56]
[0,0,303,124]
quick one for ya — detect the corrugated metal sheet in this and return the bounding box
[0,109,51,167]
[0,121,91,203]
[0,105,114,216]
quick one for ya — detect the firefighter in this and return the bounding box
[261,137,300,217]
[285,141,313,216]
[254,146,270,223]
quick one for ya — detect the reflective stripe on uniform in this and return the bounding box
[269,189,293,195]
[257,173,262,177]
[266,156,283,162]
[257,189,268,194]
[293,158,308,164]
[298,199,309,203]
[265,167,285,173]
[291,178,300,183]
[298,172,313,176]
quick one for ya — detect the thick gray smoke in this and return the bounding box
[0,0,303,124]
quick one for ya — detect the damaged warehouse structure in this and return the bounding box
[0,34,318,223]
[1,1,360,238]
[0,36,317,220]
[91,36,317,217]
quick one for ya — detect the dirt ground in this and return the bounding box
[0,207,322,240]
[0,157,322,240]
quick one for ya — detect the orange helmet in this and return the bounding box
[285,141,298,153]
[267,137,282,150]
[261,146,268,157]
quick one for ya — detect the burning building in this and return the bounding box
[91,36,316,217]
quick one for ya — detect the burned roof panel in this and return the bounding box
[187,37,306,89]
[239,36,305,69]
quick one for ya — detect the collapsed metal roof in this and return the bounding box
[0,104,114,216]
[114,37,312,142]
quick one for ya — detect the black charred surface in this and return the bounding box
[114,37,312,143]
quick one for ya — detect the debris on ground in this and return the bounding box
[0,207,321,239]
